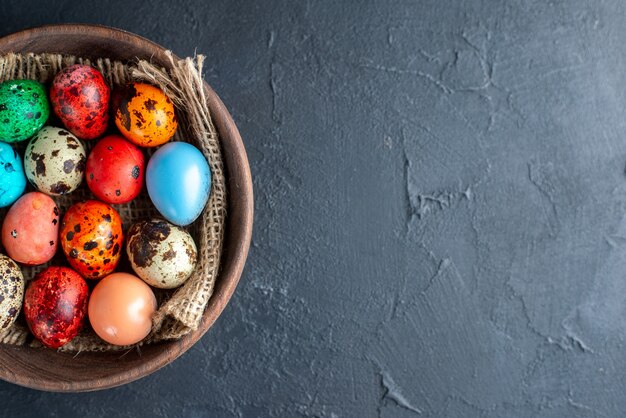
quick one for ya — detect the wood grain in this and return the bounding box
[0,24,253,392]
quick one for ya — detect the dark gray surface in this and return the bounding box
[0,0,625,417]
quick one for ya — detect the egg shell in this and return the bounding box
[86,134,144,204]
[23,266,88,349]
[127,219,197,289]
[0,141,26,207]
[146,142,211,226]
[24,126,86,196]
[88,272,156,346]
[50,65,110,140]
[0,79,49,143]
[112,83,177,147]
[0,254,24,332]
[1,192,60,265]
[60,200,123,279]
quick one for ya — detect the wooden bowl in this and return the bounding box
[0,24,253,392]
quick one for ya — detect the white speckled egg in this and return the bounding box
[24,126,86,195]
[0,253,24,332]
[126,219,197,289]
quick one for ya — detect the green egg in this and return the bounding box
[0,79,49,143]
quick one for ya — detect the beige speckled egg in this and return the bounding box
[24,126,86,196]
[0,254,24,332]
[126,219,197,289]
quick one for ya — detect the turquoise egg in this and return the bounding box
[0,141,26,207]
[0,80,49,143]
[146,142,211,226]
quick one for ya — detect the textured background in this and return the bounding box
[1,0,625,417]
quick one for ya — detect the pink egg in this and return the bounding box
[1,192,60,265]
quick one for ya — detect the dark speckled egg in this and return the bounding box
[0,79,49,143]
[60,200,123,279]
[23,266,88,349]
[126,219,197,289]
[0,254,24,332]
[50,65,110,140]
[24,126,86,196]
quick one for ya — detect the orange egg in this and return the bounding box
[111,83,177,148]
[88,272,157,346]
[60,200,123,279]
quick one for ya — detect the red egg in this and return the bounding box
[23,266,88,349]
[50,64,110,140]
[60,201,123,279]
[86,135,144,204]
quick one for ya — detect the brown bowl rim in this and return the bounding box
[0,24,253,391]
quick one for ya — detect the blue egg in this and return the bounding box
[146,142,211,226]
[0,141,26,207]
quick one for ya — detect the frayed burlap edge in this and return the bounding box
[0,52,226,352]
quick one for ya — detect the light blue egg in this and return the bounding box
[0,141,26,207]
[146,142,211,226]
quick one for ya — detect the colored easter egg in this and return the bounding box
[146,142,211,226]
[0,141,26,207]
[112,83,177,147]
[85,134,144,204]
[60,200,123,279]
[50,64,110,140]
[1,192,60,265]
[88,272,156,346]
[0,79,49,143]
[23,266,88,348]
[24,126,86,195]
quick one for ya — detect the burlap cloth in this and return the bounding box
[0,52,226,352]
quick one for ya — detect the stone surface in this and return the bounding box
[1,0,626,416]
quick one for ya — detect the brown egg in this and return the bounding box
[88,272,156,346]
